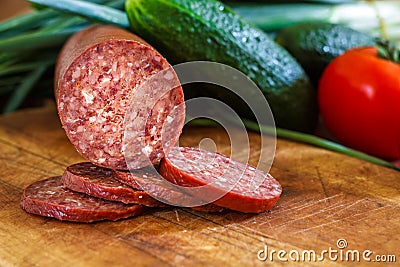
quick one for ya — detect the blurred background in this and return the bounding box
[0,0,399,115]
[0,0,31,21]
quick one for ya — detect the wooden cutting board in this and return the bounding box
[0,102,399,266]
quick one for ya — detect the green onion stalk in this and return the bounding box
[230,1,400,42]
[188,118,400,171]
[0,0,399,171]
[0,0,125,113]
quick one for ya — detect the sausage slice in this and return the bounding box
[20,176,145,222]
[62,162,167,207]
[159,147,282,213]
[114,168,225,213]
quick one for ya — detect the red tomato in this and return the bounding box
[318,47,400,160]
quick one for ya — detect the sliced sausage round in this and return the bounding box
[114,168,225,213]
[20,176,145,223]
[159,147,282,213]
[62,162,167,207]
[55,25,185,170]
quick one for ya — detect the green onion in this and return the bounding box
[38,15,87,33]
[225,0,357,3]
[0,86,17,95]
[243,119,400,171]
[0,55,19,70]
[0,28,81,53]
[27,0,400,44]
[232,4,333,32]
[0,0,116,37]
[0,77,24,87]
[1,0,399,171]
[3,66,47,114]
[188,118,400,171]
[230,1,400,41]
[0,0,126,112]
[0,58,55,77]
[0,9,59,34]
[29,0,129,28]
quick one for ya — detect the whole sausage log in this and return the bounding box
[55,25,185,170]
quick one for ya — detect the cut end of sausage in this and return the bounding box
[159,147,282,213]
[61,162,166,207]
[20,176,145,223]
[122,67,185,169]
[56,26,185,170]
[113,168,225,212]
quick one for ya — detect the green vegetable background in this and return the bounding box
[1,0,399,170]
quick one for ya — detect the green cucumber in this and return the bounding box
[275,22,377,86]
[125,0,317,132]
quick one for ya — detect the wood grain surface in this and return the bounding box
[0,102,399,266]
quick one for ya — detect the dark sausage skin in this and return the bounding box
[114,168,225,213]
[62,162,168,207]
[20,176,145,223]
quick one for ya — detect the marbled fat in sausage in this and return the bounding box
[62,162,168,207]
[159,147,282,213]
[114,168,225,213]
[62,162,223,212]
[55,25,185,170]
